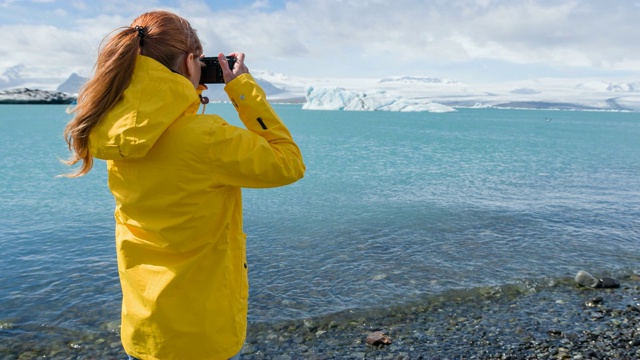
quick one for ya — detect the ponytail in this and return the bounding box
[63,11,202,177]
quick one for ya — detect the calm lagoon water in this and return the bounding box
[1,104,639,350]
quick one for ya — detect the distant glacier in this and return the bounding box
[302,86,455,112]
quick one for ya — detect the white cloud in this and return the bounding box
[0,0,638,84]
[198,0,640,78]
[250,0,270,10]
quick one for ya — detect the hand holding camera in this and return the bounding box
[199,52,249,84]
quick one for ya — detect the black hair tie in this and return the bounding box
[134,25,145,39]
[134,25,145,46]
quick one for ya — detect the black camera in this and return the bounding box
[199,56,236,84]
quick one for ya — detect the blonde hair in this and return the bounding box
[63,11,202,177]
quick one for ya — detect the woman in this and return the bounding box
[63,10,305,360]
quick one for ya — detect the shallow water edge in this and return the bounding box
[2,269,640,359]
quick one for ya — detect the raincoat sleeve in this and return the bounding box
[209,73,305,188]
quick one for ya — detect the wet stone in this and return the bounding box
[366,331,392,346]
[598,277,621,289]
[575,271,599,288]
[585,296,604,307]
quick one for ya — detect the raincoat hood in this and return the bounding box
[89,55,201,160]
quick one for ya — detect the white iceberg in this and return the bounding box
[0,88,75,104]
[302,86,455,112]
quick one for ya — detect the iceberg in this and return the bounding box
[0,88,75,104]
[302,86,455,112]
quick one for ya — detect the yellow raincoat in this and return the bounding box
[89,55,305,359]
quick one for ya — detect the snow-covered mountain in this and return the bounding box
[0,65,26,89]
[201,77,287,102]
[510,88,541,95]
[379,76,458,85]
[575,81,639,93]
[57,73,87,94]
[0,64,71,91]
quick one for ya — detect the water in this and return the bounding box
[1,104,639,348]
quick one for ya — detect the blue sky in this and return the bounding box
[1,0,639,84]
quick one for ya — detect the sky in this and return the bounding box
[0,0,639,84]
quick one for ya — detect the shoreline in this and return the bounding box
[2,275,640,359]
[241,276,640,359]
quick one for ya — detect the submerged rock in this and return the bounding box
[597,277,620,289]
[575,270,599,288]
[575,271,621,289]
[585,296,604,307]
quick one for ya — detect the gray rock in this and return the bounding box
[575,270,599,288]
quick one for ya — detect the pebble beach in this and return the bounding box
[3,273,640,359]
[241,275,640,359]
